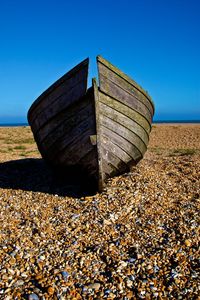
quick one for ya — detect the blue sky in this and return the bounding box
[0,0,199,123]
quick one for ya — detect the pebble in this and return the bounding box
[87,282,101,290]
[0,125,199,299]
[185,239,192,247]
[61,270,69,281]
[28,293,39,300]
[14,280,24,287]
[47,286,55,295]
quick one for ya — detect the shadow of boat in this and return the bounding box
[0,158,98,197]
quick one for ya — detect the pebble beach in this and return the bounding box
[0,124,199,299]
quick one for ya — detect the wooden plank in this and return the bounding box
[99,91,151,134]
[99,101,149,146]
[30,82,88,132]
[101,126,142,162]
[35,98,93,147]
[30,77,87,126]
[53,130,96,166]
[78,148,98,177]
[98,60,154,115]
[29,70,88,125]
[101,147,129,176]
[97,56,154,111]
[37,109,93,152]
[99,75,152,123]
[41,114,95,160]
[28,58,89,122]
[101,135,133,165]
[99,114,147,155]
[101,159,118,180]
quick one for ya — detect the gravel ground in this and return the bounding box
[0,124,199,299]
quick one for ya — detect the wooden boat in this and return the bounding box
[28,56,154,190]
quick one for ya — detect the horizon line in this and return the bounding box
[0,120,200,127]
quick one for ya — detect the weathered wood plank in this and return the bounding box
[97,56,154,110]
[35,98,93,148]
[41,115,95,160]
[37,110,93,152]
[99,101,149,146]
[98,59,154,115]
[78,148,98,177]
[99,115,147,155]
[28,58,89,122]
[99,91,151,134]
[101,135,133,165]
[29,72,88,125]
[101,147,129,175]
[53,130,96,166]
[101,159,118,179]
[99,75,152,123]
[30,83,88,132]
[101,126,142,162]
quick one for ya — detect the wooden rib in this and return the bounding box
[99,91,151,135]
[101,126,142,162]
[100,115,147,155]
[97,60,154,115]
[97,55,154,112]
[99,101,149,146]
[99,75,152,123]
[28,58,89,122]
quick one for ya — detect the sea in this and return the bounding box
[0,123,29,127]
[153,120,200,124]
[0,120,200,127]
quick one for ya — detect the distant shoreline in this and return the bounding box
[153,120,200,124]
[0,120,200,127]
[0,123,29,127]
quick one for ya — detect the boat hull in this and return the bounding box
[28,56,154,190]
[94,56,154,188]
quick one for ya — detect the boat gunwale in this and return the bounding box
[28,58,89,121]
[97,55,155,112]
[99,73,154,118]
[31,87,94,140]
[29,76,89,125]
